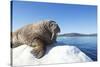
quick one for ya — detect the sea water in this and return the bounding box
[57,36,97,61]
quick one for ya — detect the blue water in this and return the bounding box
[57,36,97,61]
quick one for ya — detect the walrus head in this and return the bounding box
[46,20,60,41]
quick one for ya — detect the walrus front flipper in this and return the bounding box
[31,47,45,59]
[30,38,46,59]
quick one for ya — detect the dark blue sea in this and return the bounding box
[57,36,97,61]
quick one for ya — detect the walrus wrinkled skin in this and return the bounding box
[11,20,60,58]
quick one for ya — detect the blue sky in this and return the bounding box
[12,1,97,34]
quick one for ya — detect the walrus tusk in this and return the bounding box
[51,33,55,40]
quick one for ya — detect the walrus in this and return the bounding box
[11,20,60,58]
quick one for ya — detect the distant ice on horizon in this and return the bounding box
[12,43,92,66]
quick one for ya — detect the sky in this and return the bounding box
[12,1,97,34]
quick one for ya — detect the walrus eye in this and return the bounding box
[50,23,54,27]
[50,22,57,28]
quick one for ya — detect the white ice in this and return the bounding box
[12,43,92,66]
